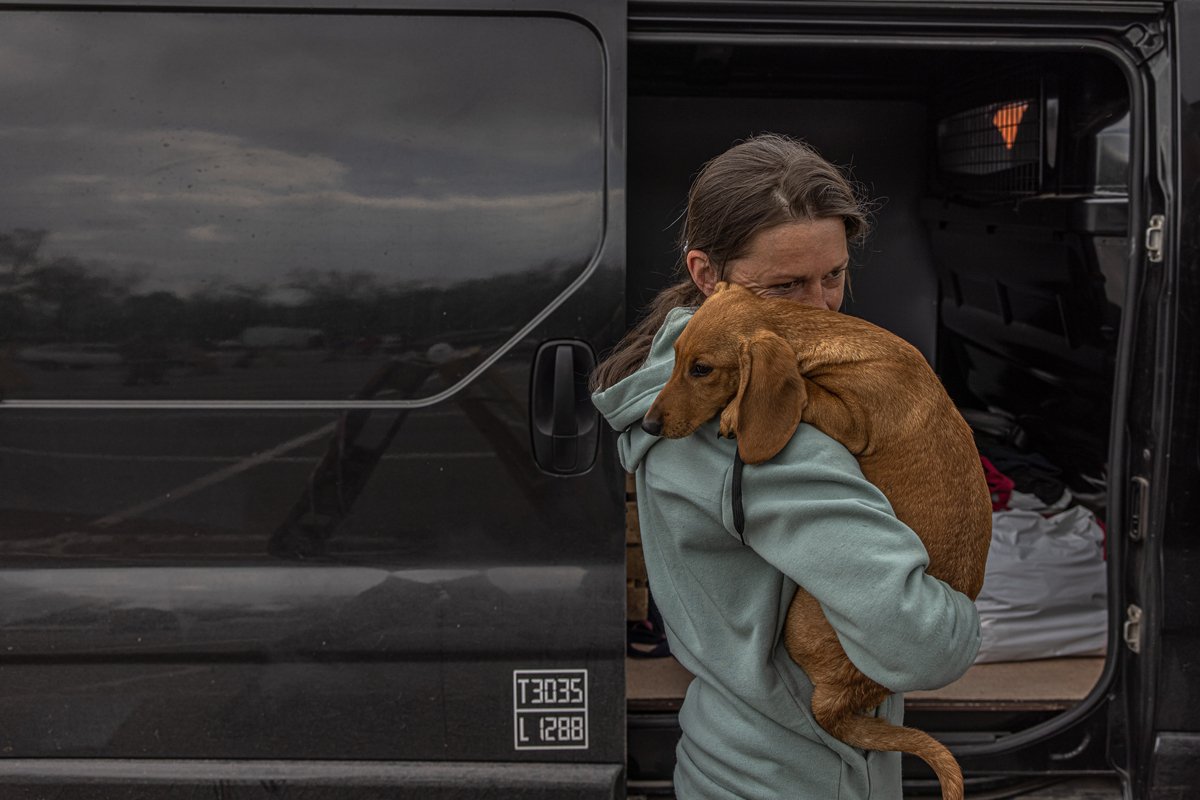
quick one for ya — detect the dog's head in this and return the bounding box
[642,282,806,463]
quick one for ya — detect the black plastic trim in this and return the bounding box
[0,759,624,798]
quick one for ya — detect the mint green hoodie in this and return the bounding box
[592,308,981,800]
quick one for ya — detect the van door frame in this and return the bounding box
[1114,1,1200,796]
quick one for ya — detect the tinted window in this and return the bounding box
[0,11,604,402]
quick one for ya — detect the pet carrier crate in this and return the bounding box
[934,68,1049,199]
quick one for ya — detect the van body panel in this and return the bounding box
[628,0,1167,33]
[0,0,628,787]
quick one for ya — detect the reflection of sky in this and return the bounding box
[0,12,604,296]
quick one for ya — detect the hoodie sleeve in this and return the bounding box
[726,424,981,693]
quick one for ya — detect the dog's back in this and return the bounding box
[755,296,992,598]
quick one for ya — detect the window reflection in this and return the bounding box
[0,11,605,401]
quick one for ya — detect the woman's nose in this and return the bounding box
[792,284,827,309]
[794,283,843,313]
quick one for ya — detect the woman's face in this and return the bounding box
[686,217,849,312]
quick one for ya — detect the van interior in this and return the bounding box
[623,39,1130,793]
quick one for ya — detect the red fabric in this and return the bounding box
[981,455,1014,511]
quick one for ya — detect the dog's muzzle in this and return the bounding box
[641,414,663,437]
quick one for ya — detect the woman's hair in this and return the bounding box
[590,133,872,391]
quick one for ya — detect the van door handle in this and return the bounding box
[531,340,598,475]
[552,345,577,440]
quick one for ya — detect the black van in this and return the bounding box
[0,1,1196,798]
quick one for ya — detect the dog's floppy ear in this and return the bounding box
[719,331,806,464]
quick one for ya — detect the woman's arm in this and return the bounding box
[728,423,982,693]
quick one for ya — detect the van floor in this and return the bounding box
[626,655,1107,713]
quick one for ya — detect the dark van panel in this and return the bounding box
[0,1,627,796]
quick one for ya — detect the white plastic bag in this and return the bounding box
[974,505,1107,663]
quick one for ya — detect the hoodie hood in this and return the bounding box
[591,307,694,472]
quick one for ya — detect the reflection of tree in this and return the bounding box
[2,229,137,342]
[187,283,271,343]
[0,228,46,274]
[0,293,27,342]
[1,227,618,354]
[28,261,130,342]
[1,229,45,341]
[285,269,383,342]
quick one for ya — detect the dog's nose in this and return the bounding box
[641,415,663,437]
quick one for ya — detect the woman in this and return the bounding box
[591,134,980,799]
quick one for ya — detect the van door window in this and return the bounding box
[0,11,605,403]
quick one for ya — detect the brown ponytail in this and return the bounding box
[590,133,872,391]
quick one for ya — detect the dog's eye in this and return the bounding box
[689,363,713,378]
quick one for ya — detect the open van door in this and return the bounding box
[0,1,627,796]
[621,1,1200,797]
[1113,1,1200,796]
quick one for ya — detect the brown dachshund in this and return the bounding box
[642,282,991,800]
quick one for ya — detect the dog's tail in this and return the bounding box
[822,712,963,800]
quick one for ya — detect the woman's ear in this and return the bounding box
[720,331,806,464]
[686,250,719,297]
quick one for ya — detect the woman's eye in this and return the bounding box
[689,363,713,378]
[824,268,846,283]
[762,280,800,296]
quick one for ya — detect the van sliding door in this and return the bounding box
[0,2,626,796]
